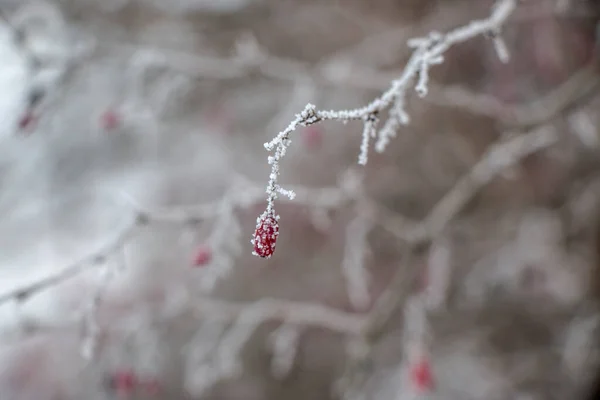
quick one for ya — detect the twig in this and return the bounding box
[420,124,559,239]
[257,0,517,242]
[121,180,353,225]
[361,123,561,341]
[91,1,597,132]
[361,245,417,342]
[501,61,600,129]
[192,297,365,335]
[0,215,143,305]
[0,177,356,306]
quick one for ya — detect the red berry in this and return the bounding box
[410,358,434,392]
[111,369,138,394]
[18,111,36,131]
[101,109,120,131]
[252,211,279,258]
[192,246,212,267]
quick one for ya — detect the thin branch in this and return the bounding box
[121,180,353,225]
[0,177,356,307]
[0,215,143,305]
[192,297,366,335]
[361,123,561,342]
[501,61,600,129]
[421,124,559,239]
[91,2,597,132]
[361,245,418,342]
[257,0,516,242]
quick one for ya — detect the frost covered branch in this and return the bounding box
[342,205,374,310]
[254,0,517,258]
[0,176,357,307]
[361,123,560,339]
[175,117,563,395]
[193,297,364,335]
[420,124,560,239]
[0,1,597,399]
[422,60,600,128]
[268,323,302,379]
[0,174,363,362]
[94,2,597,132]
[183,297,364,396]
[0,214,143,305]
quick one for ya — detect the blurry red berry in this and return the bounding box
[252,211,279,258]
[192,246,212,267]
[111,369,138,394]
[18,111,36,131]
[101,109,120,131]
[410,358,434,392]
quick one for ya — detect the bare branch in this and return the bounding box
[0,215,142,305]
[192,297,365,335]
[255,0,517,258]
[361,123,560,342]
[421,124,559,239]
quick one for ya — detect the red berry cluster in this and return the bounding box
[252,211,279,258]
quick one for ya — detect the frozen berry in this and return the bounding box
[100,109,120,131]
[18,111,36,131]
[192,246,212,267]
[111,369,138,395]
[252,211,279,258]
[410,358,434,392]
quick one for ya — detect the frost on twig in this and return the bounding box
[195,194,242,292]
[255,0,517,257]
[185,303,280,395]
[334,337,373,400]
[358,112,380,165]
[80,268,111,361]
[374,96,409,153]
[233,32,264,67]
[184,318,229,396]
[268,323,302,380]
[0,120,560,397]
[184,297,365,394]
[192,297,364,335]
[561,313,600,379]
[422,238,452,311]
[485,27,511,64]
[403,296,430,349]
[342,208,373,311]
[0,176,358,309]
[421,124,559,238]
[399,296,434,397]
[569,111,599,149]
[81,246,132,361]
[492,34,510,63]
